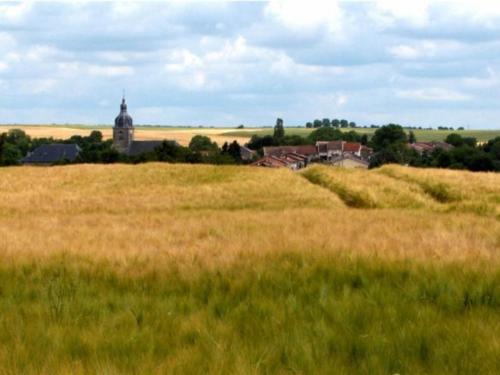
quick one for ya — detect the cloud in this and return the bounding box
[265,0,342,33]
[396,88,472,102]
[0,2,498,128]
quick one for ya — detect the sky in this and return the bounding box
[0,1,500,128]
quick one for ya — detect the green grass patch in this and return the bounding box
[0,255,498,374]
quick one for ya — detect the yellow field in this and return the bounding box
[0,163,499,373]
[0,126,250,147]
[0,163,498,269]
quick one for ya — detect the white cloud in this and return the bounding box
[87,65,134,77]
[0,3,31,23]
[265,0,342,33]
[396,88,471,101]
[0,62,8,72]
[371,0,430,28]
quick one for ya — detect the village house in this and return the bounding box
[22,143,80,165]
[240,145,256,161]
[253,141,373,169]
[409,141,453,154]
[263,145,318,162]
[251,152,308,170]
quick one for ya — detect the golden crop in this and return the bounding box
[0,163,498,273]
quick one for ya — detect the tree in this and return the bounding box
[308,127,343,143]
[445,133,464,147]
[349,121,357,128]
[305,122,313,128]
[227,141,242,163]
[189,135,218,153]
[88,130,103,143]
[408,130,416,144]
[332,119,340,128]
[340,119,349,128]
[313,119,322,128]
[322,118,331,127]
[273,118,285,139]
[371,124,408,151]
[360,134,368,145]
[247,135,275,150]
[1,143,22,165]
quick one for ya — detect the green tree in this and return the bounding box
[313,119,322,128]
[349,121,357,128]
[340,119,349,128]
[322,118,331,127]
[408,131,416,144]
[189,135,218,153]
[273,118,285,139]
[305,122,313,128]
[371,124,408,151]
[308,127,343,143]
[332,119,340,128]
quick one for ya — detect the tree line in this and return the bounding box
[0,129,244,166]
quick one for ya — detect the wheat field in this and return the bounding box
[0,163,499,373]
[0,126,250,147]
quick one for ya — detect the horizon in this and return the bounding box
[1,1,500,129]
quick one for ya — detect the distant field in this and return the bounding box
[0,163,499,373]
[223,127,500,142]
[3,124,499,145]
[0,125,250,147]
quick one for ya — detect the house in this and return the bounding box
[331,153,369,169]
[251,152,308,170]
[113,97,177,156]
[409,142,453,154]
[263,145,318,162]
[254,141,373,169]
[315,141,373,161]
[251,155,289,168]
[240,146,256,161]
[22,144,80,165]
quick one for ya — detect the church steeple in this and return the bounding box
[113,95,134,153]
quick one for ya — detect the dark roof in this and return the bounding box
[22,144,80,164]
[127,140,178,156]
[263,145,317,156]
[115,98,133,128]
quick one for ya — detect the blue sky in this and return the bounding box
[0,1,500,128]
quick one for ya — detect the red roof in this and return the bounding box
[343,142,362,153]
[327,141,343,151]
[263,145,317,156]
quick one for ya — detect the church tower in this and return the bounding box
[113,97,134,153]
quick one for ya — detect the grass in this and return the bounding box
[0,163,499,373]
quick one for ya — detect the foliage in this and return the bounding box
[371,124,408,151]
[273,118,285,140]
[308,127,343,143]
[188,135,219,153]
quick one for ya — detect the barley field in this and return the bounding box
[0,163,499,373]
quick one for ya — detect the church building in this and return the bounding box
[113,97,177,156]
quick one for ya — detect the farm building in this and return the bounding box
[331,154,369,169]
[240,146,256,161]
[251,152,308,170]
[409,142,453,154]
[21,144,80,165]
